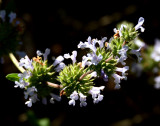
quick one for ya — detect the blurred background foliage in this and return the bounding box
[1,0,160,126]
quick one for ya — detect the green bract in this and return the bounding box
[89,47,117,77]
[57,64,94,97]
[27,60,56,97]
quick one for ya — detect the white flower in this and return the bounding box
[14,81,26,89]
[114,24,127,37]
[154,76,160,89]
[135,17,145,32]
[53,55,64,66]
[151,39,160,62]
[0,10,6,22]
[49,93,61,104]
[54,62,66,72]
[25,94,38,107]
[19,55,34,70]
[118,45,128,65]
[134,39,145,48]
[115,66,129,80]
[37,50,43,56]
[112,73,125,89]
[95,37,107,49]
[90,71,97,78]
[50,93,61,102]
[70,91,79,100]
[37,48,50,61]
[64,51,77,64]
[8,11,16,23]
[24,86,37,99]
[78,36,97,53]
[69,91,78,106]
[130,47,142,63]
[79,93,87,107]
[83,53,103,66]
[88,86,105,104]
[69,99,76,106]
[81,55,92,68]
[25,98,32,107]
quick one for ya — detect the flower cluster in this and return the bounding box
[131,38,160,89]
[6,17,145,107]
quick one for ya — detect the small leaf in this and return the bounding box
[6,73,20,82]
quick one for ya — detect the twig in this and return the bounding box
[46,81,62,89]
[105,55,113,63]
[79,70,94,81]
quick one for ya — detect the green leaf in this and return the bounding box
[6,73,20,82]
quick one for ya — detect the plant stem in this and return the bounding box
[9,53,25,73]
[105,55,113,63]
[46,81,62,89]
[79,70,94,80]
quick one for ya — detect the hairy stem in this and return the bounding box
[79,70,94,80]
[46,81,62,89]
[9,53,25,73]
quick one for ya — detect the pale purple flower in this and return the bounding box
[79,93,87,107]
[78,36,97,53]
[19,55,34,70]
[114,24,127,37]
[64,50,77,64]
[50,93,61,102]
[37,48,50,61]
[0,10,6,22]
[112,73,125,89]
[88,86,105,104]
[8,11,16,23]
[54,62,66,72]
[117,45,128,65]
[135,17,145,32]
[154,76,160,89]
[101,69,108,82]
[53,56,64,66]
[68,91,79,106]
[130,47,142,63]
[115,66,129,80]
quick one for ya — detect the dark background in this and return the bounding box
[1,0,160,126]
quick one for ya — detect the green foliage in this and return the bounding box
[57,64,94,97]
[28,60,56,97]
[89,47,117,77]
[6,73,20,82]
[121,27,138,42]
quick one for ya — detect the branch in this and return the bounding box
[79,70,94,80]
[46,81,62,89]
[105,55,113,63]
[9,53,25,73]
